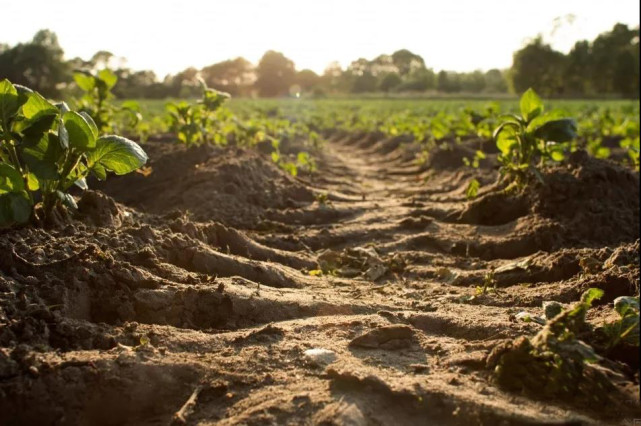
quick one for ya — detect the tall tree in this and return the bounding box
[255,51,295,97]
[391,49,426,77]
[0,29,69,97]
[201,57,255,96]
[295,69,321,92]
[484,69,508,93]
[511,37,566,96]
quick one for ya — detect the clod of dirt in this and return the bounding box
[348,325,414,349]
[77,190,126,227]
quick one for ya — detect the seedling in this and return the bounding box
[600,296,639,349]
[493,88,577,188]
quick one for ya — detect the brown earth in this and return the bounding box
[0,134,639,425]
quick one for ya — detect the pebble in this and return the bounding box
[304,348,337,367]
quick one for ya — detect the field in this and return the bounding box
[1,82,640,425]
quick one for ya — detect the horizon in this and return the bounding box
[1,0,639,79]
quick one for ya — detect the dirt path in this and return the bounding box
[1,134,639,425]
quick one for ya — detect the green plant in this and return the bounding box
[491,288,614,401]
[600,296,639,349]
[462,149,486,169]
[475,269,498,295]
[465,178,480,200]
[73,69,119,132]
[166,80,230,146]
[0,79,148,226]
[493,88,577,187]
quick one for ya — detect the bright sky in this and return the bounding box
[2,0,639,79]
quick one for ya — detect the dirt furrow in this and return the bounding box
[1,134,639,425]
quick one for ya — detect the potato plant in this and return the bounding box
[0,79,148,226]
[73,69,119,131]
[166,80,230,146]
[493,88,577,186]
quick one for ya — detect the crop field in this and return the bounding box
[0,72,639,426]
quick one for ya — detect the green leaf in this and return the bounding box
[0,191,31,225]
[10,192,31,222]
[581,288,604,306]
[21,91,58,122]
[496,128,517,155]
[121,100,140,111]
[550,150,565,162]
[0,79,19,125]
[63,111,97,151]
[98,69,118,89]
[87,135,148,175]
[0,163,25,194]
[466,179,480,199]
[91,163,107,180]
[595,147,611,159]
[73,72,95,91]
[21,132,62,181]
[26,173,40,191]
[519,88,543,122]
[78,111,99,140]
[531,119,577,143]
[614,296,639,317]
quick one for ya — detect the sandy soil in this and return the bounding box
[0,133,639,425]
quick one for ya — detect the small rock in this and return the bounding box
[304,348,337,367]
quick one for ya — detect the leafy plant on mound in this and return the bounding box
[489,288,639,404]
[166,79,230,146]
[493,88,577,188]
[0,79,148,226]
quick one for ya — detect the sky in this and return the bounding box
[1,0,639,79]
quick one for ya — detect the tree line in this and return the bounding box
[0,23,638,99]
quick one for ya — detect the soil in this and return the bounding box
[1,134,639,425]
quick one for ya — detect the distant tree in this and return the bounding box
[397,68,435,92]
[564,41,591,95]
[460,70,486,92]
[379,72,402,92]
[201,57,255,96]
[89,51,115,70]
[255,51,296,97]
[511,37,566,96]
[113,69,159,98]
[589,24,639,96]
[345,58,377,93]
[484,69,508,93]
[320,61,345,93]
[0,29,69,97]
[164,67,200,97]
[369,54,397,76]
[391,49,426,77]
[295,69,321,92]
